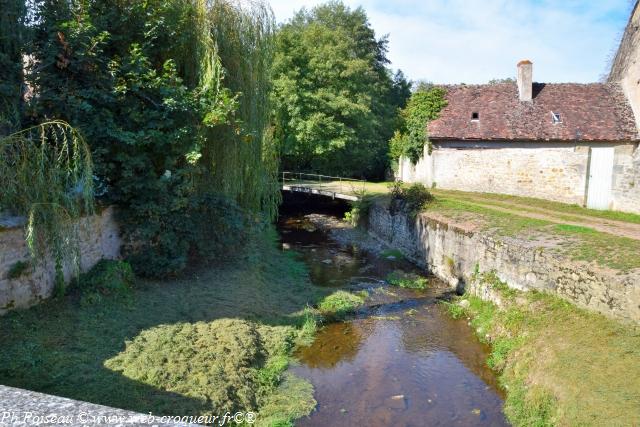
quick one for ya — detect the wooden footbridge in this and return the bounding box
[281,172,366,201]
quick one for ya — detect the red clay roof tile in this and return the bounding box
[428,82,639,142]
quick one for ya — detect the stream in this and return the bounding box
[278,198,509,427]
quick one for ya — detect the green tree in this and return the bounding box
[272,1,408,179]
[30,0,277,277]
[0,0,27,134]
[391,70,413,110]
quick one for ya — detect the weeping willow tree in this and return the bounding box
[0,121,94,292]
[203,0,280,220]
[0,0,27,134]
[29,0,278,276]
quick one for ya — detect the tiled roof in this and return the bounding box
[428,83,639,142]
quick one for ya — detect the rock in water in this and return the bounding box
[385,395,407,410]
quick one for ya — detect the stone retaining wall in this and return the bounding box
[0,207,121,314]
[368,203,640,323]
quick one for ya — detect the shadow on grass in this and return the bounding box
[0,242,326,417]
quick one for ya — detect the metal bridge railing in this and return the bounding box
[281,172,366,197]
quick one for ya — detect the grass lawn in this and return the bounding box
[433,189,640,225]
[0,232,362,426]
[355,183,640,272]
[355,181,640,226]
[444,273,640,427]
[428,196,640,271]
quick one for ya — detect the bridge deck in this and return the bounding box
[281,173,366,201]
[282,182,360,201]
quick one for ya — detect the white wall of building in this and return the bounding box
[398,141,640,213]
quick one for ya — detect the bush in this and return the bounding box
[186,193,252,262]
[7,261,30,279]
[388,181,434,216]
[127,193,253,277]
[75,259,134,305]
[388,180,405,199]
[344,197,372,226]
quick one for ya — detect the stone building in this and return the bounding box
[399,7,640,214]
[609,1,640,128]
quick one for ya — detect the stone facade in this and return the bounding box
[609,2,640,132]
[612,133,640,213]
[0,207,121,314]
[368,203,640,323]
[398,140,640,213]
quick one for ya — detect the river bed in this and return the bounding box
[278,205,509,427]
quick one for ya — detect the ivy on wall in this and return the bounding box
[390,87,448,166]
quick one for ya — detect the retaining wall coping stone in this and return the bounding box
[0,385,199,426]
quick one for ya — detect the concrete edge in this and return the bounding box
[0,385,201,426]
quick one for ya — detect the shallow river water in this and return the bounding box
[278,204,509,427]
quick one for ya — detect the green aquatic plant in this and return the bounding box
[440,300,466,319]
[318,290,367,318]
[386,270,428,290]
[381,249,405,260]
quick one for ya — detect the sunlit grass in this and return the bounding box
[446,280,640,427]
[432,189,640,224]
[426,197,640,271]
[0,234,325,424]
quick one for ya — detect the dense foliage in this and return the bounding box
[389,86,447,165]
[2,0,412,277]
[29,0,278,276]
[389,181,435,216]
[272,1,410,180]
[0,0,27,134]
[74,259,135,306]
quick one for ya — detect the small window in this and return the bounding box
[471,112,480,121]
[551,112,562,124]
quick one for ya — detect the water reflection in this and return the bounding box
[279,212,509,427]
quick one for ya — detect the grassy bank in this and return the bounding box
[430,196,640,271]
[432,189,640,225]
[443,273,640,426]
[354,181,640,226]
[0,231,365,426]
[356,183,640,271]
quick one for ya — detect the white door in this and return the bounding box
[586,146,615,210]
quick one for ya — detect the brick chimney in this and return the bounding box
[517,60,533,102]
